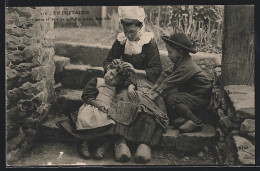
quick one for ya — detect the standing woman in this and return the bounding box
[104,6,169,163]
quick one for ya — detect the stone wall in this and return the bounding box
[211,69,255,164]
[6,7,55,164]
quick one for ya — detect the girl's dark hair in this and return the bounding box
[107,61,130,83]
[121,19,143,28]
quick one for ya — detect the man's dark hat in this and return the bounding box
[161,33,197,53]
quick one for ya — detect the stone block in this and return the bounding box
[15,17,26,28]
[219,116,238,134]
[6,27,25,37]
[7,106,28,124]
[6,118,21,141]
[53,89,83,115]
[24,28,40,38]
[36,102,50,115]
[7,54,25,65]
[53,55,70,73]
[61,64,104,89]
[233,135,255,164]
[6,35,22,45]
[19,82,42,95]
[216,128,225,142]
[39,115,77,142]
[217,141,226,153]
[6,59,11,66]
[224,85,255,119]
[41,48,55,62]
[7,127,25,151]
[31,66,49,81]
[161,126,179,147]
[224,133,237,164]
[6,67,20,89]
[7,88,23,106]
[22,47,39,61]
[18,99,34,111]
[7,42,18,51]
[42,38,55,48]
[17,71,32,87]
[6,13,19,25]
[175,124,216,152]
[217,109,226,118]
[240,119,255,134]
[22,36,34,46]
[14,63,36,72]
[21,117,39,129]
[35,80,45,92]
[13,7,32,18]
[6,138,29,165]
[54,42,111,66]
[18,45,26,51]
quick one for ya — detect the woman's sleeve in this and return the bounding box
[81,78,99,103]
[144,38,162,83]
[103,40,124,73]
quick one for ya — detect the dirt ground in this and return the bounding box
[10,141,216,167]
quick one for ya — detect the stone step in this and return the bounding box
[40,115,217,152]
[55,41,111,67]
[61,64,104,89]
[54,41,221,72]
[224,85,255,120]
[52,89,83,115]
[53,55,70,84]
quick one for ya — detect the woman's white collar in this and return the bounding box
[117,32,154,55]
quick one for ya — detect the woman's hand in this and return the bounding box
[146,91,160,101]
[122,62,136,73]
[98,106,108,113]
[111,59,122,65]
[128,84,138,101]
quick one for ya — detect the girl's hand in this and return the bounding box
[98,106,108,113]
[122,62,136,73]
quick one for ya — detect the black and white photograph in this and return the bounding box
[5,5,255,166]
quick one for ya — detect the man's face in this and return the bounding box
[166,44,181,63]
[104,69,120,86]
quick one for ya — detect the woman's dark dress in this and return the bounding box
[104,38,168,146]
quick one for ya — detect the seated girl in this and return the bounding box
[76,61,130,160]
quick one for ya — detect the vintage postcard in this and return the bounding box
[5,5,255,167]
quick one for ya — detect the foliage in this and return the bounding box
[143,5,224,54]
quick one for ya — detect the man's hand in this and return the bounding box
[98,106,108,113]
[151,84,159,91]
[146,91,160,101]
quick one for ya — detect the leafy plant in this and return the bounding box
[142,5,224,54]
